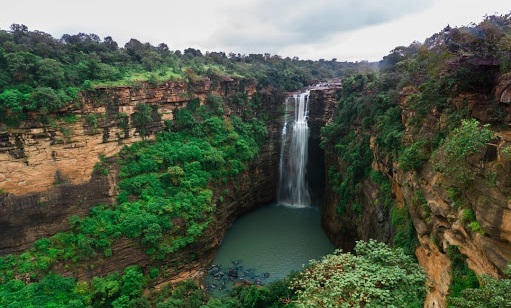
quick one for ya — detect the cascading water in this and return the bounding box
[206,90,335,296]
[278,90,311,207]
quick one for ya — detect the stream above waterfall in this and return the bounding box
[205,203,335,295]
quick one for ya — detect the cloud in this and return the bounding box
[210,0,433,53]
[1,0,510,61]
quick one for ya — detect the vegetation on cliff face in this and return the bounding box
[448,265,511,308]
[0,23,377,307]
[2,11,511,307]
[0,91,269,306]
[321,12,511,305]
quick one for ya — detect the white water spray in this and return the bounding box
[278,90,311,207]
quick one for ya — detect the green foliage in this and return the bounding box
[132,103,155,138]
[435,119,493,187]
[321,72,404,216]
[414,191,431,221]
[93,153,110,176]
[84,113,104,134]
[0,273,89,307]
[220,278,296,308]
[467,221,484,234]
[0,23,374,126]
[448,265,511,308]
[329,133,373,215]
[290,240,426,307]
[461,208,476,223]
[399,140,430,172]
[390,203,419,257]
[369,170,394,208]
[82,79,95,92]
[90,266,146,307]
[115,96,266,257]
[0,89,268,307]
[147,280,208,308]
[447,245,480,299]
[443,119,493,158]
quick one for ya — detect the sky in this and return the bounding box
[1,0,510,62]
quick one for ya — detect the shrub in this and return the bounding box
[435,119,493,187]
[448,265,511,308]
[447,245,480,299]
[399,140,430,171]
[290,240,426,307]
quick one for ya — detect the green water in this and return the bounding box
[205,202,335,295]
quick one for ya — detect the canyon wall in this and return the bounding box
[394,72,511,306]
[55,88,284,282]
[0,77,280,258]
[318,69,511,307]
[309,86,393,251]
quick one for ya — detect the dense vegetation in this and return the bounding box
[320,12,511,305]
[2,12,511,307]
[0,24,374,306]
[0,23,374,127]
[290,240,425,307]
[448,265,511,308]
[0,91,269,306]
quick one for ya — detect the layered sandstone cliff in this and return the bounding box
[0,78,264,255]
[319,70,511,307]
[395,73,511,307]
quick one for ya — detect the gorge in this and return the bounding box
[1,14,511,307]
[203,89,335,295]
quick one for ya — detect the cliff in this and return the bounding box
[394,72,511,306]
[319,66,511,307]
[54,92,283,283]
[310,86,393,251]
[0,77,276,259]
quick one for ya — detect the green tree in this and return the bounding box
[132,103,154,138]
[5,51,40,83]
[448,266,511,308]
[0,88,28,123]
[37,58,65,88]
[290,240,426,307]
[435,119,493,187]
[29,86,66,113]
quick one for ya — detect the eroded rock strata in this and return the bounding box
[319,70,511,307]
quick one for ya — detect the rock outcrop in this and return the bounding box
[393,72,511,307]
[310,86,393,251]
[0,78,266,256]
[319,69,511,307]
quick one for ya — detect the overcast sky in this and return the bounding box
[1,0,510,62]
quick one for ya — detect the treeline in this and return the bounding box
[0,23,375,126]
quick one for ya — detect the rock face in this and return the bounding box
[307,87,340,205]
[55,90,283,282]
[0,78,266,256]
[310,87,393,251]
[394,72,511,306]
[319,70,511,307]
[0,79,225,196]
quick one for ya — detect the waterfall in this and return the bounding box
[278,90,311,207]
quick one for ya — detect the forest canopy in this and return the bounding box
[0,23,375,126]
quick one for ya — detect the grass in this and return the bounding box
[92,68,184,88]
